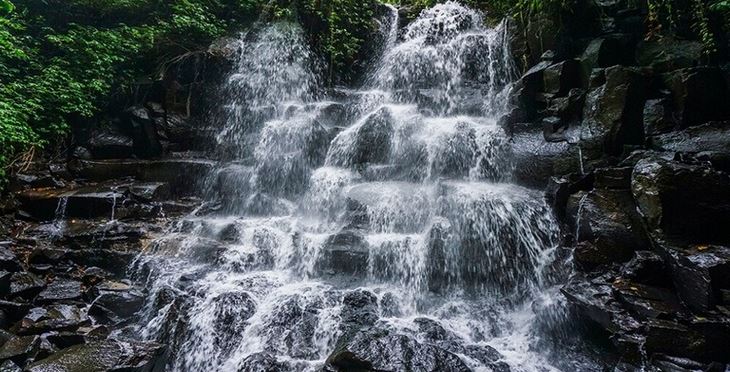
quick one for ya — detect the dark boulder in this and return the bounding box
[35,279,83,304]
[525,15,559,65]
[15,186,124,221]
[661,67,729,128]
[72,159,214,196]
[18,305,89,335]
[0,301,31,323]
[546,88,586,122]
[314,102,348,127]
[87,129,135,160]
[567,189,649,269]
[60,220,145,251]
[649,121,730,172]
[8,171,61,192]
[644,316,730,363]
[9,272,45,299]
[66,249,137,278]
[636,37,703,73]
[157,113,201,151]
[579,35,636,85]
[339,290,379,334]
[511,130,581,188]
[543,59,582,95]
[621,251,670,287]
[612,279,685,320]
[25,340,168,372]
[593,166,632,190]
[237,352,286,372]
[0,335,39,367]
[632,157,730,244]
[45,332,86,349]
[326,328,471,372]
[210,292,256,351]
[561,276,642,335]
[643,98,677,136]
[510,61,552,121]
[654,241,730,313]
[123,105,163,158]
[72,146,92,160]
[87,281,145,322]
[581,66,647,158]
[345,107,394,166]
[0,272,11,298]
[544,173,593,220]
[128,182,171,202]
[317,231,369,276]
[0,248,21,273]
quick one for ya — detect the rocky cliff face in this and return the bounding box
[503,0,730,369]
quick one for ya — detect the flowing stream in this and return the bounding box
[132,3,594,371]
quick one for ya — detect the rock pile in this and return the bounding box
[504,0,730,368]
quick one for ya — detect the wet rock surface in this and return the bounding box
[0,146,200,370]
[504,0,730,368]
[326,327,472,372]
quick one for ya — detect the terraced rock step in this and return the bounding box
[72,158,215,195]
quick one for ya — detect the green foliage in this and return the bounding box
[300,0,376,81]
[647,0,729,55]
[0,0,272,187]
[0,0,13,15]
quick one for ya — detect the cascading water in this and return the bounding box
[131,2,589,371]
[50,196,69,240]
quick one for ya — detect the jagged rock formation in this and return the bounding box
[503,0,730,368]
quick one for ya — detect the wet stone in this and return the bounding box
[0,335,39,366]
[211,292,256,351]
[35,279,82,304]
[620,251,670,287]
[0,272,12,298]
[81,267,112,285]
[66,249,137,278]
[76,325,110,341]
[237,352,286,372]
[340,290,379,333]
[612,279,685,319]
[18,305,89,335]
[561,277,642,334]
[567,189,649,269]
[9,272,45,299]
[87,129,135,159]
[0,301,31,323]
[317,231,369,276]
[87,282,145,320]
[0,360,21,372]
[632,157,730,244]
[128,182,171,202]
[656,242,730,313]
[24,340,168,372]
[0,248,21,273]
[44,332,86,349]
[593,166,632,190]
[327,327,471,372]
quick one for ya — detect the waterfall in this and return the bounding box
[51,196,68,240]
[132,3,572,371]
